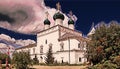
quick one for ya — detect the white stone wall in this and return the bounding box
[68,24,74,30]
[36,26,86,64]
[53,51,76,64]
[36,26,60,62]
[44,25,50,29]
[55,19,63,25]
[16,25,87,64]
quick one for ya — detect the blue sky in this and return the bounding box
[0,0,120,40]
[45,0,120,34]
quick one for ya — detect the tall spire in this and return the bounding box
[91,22,94,29]
[87,22,95,36]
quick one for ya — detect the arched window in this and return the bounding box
[45,39,47,44]
[83,42,87,50]
[28,49,30,53]
[79,57,82,62]
[60,42,64,51]
[40,56,43,59]
[49,43,53,49]
[33,48,35,54]
[78,43,80,48]
[40,45,43,53]
[79,42,84,50]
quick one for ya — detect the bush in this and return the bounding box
[0,53,11,64]
[45,47,54,65]
[87,22,120,68]
[32,54,39,65]
[113,56,120,68]
[89,61,118,69]
[12,51,32,69]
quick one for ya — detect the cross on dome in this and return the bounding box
[45,11,49,19]
[56,2,61,11]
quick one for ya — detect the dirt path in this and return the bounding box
[31,65,87,69]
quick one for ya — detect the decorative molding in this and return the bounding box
[37,25,58,34]
[59,25,82,36]
[57,49,86,53]
[37,30,58,37]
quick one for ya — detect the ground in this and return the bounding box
[30,65,87,69]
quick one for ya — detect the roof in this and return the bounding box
[68,19,74,24]
[87,27,95,36]
[44,19,51,25]
[53,12,65,20]
[37,25,82,35]
[58,32,87,42]
[87,22,95,36]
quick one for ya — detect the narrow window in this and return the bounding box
[40,45,43,53]
[83,42,86,50]
[78,43,80,48]
[60,42,64,51]
[28,49,30,53]
[33,48,35,54]
[49,43,53,50]
[80,42,84,50]
[61,45,64,51]
[45,39,47,44]
[79,57,81,62]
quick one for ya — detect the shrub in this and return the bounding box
[12,51,32,69]
[0,53,11,64]
[32,54,39,65]
[45,47,54,65]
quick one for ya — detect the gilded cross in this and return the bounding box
[45,11,49,18]
[56,2,61,11]
[69,11,73,16]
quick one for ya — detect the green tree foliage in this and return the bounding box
[87,21,120,68]
[90,60,118,69]
[12,51,32,69]
[0,53,10,64]
[45,47,54,65]
[33,54,39,64]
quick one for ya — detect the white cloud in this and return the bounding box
[15,39,36,46]
[0,0,69,34]
[0,34,35,46]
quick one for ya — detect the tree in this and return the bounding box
[45,47,54,65]
[33,54,39,64]
[12,51,32,69]
[87,21,120,68]
[0,53,10,64]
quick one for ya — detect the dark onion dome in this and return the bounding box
[44,19,50,25]
[68,19,74,25]
[53,12,65,20]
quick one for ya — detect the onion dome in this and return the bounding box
[68,19,74,25]
[53,12,65,20]
[44,19,50,25]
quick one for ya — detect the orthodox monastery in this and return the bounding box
[16,3,88,64]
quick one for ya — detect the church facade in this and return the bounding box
[16,3,87,64]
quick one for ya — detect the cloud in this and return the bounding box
[0,0,69,34]
[0,34,35,46]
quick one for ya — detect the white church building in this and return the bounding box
[16,3,87,64]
